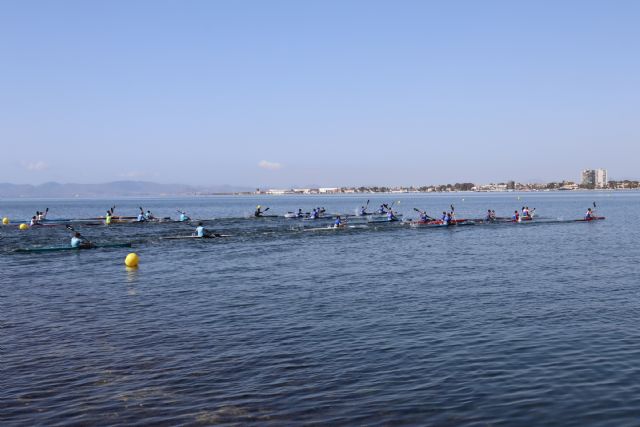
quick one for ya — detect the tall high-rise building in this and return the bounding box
[581,169,608,188]
[595,169,608,188]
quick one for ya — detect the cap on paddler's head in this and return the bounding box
[198,222,203,226]
[257,205,261,209]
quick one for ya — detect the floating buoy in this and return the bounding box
[124,252,139,268]
[19,223,28,230]
[2,217,8,225]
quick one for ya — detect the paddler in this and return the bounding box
[105,211,112,225]
[145,210,154,220]
[445,212,453,225]
[333,215,343,228]
[297,208,303,218]
[179,210,190,222]
[359,206,368,216]
[310,208,318,219]
[585,208,593,219]
[137,210,146,222]
[194,222,208,237]
[512,210,520,222]
[378,204,386,214]
[71,232,91,248]
[485,209,493,222]
[387,210,397,221]
[36,208,48,221]
[419,210,429,222]
[30,216,38,226]
[254,205,264,217]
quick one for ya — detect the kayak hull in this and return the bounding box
[14,242,133,253]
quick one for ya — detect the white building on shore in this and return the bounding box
[581,169,608,188]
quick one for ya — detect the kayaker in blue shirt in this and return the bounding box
[512,210,520,222]
[420,211,429,222]
[359,206,367,216]
[378,205,386,214]
[71,232,91,248]
[194,222,207,237]
[333,216,342,228]
[310,208,318,219]
[137,212,146,222]
[179,210,190,222]
[387,210,396,221]
[444,212,452,225]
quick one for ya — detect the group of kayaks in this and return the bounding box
[3,202,605,253]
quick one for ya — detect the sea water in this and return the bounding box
[2,192,639,426]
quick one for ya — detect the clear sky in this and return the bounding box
[1,0,638,187]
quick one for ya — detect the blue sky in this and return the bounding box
[1,0,638,187]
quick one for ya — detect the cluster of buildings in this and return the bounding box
[249,168,639,195]
[581,169,608,189]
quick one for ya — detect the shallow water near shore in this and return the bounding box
[2,191,640,426]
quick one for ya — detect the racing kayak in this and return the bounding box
[304,225,368,232]
[162,235,231,239]
[14,242,133,253]
[410,220,476,228]
[573,216,605,222]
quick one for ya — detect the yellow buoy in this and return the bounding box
[124,252,139,268]
[2,217,8,225]
[19,223,28,230]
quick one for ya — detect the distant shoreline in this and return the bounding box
[1,188,637,200]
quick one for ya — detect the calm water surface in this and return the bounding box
[1,192,639,426]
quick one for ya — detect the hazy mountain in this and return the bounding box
[0,181,255,198]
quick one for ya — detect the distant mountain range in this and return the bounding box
[0,181,255,198]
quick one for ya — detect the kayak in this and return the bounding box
[367,214,403,220]
[161,234,231,240]
[412,218,469,225]
[367,217,401,223]
[302,215,335,221]
[14,242,133,253]
[284,212,309,219]
[304,225,368,232]
[410,220,476,228]
[573,216,606,222]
